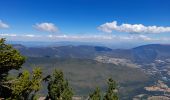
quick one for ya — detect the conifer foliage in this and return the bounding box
[47,70,73,100]
[89,87,101,100]
[89,78,119,100]
[103,78,119,100]
[0,38,25,97]
[9,68,43,100]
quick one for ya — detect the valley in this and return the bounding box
[10,43,170,99]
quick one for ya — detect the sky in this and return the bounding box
[0,0,170,44]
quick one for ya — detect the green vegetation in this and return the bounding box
[89,87,101,100]
[0,38,25,80]
[89,78,119,100]
[0,38,25,98]
[47,70,73,100]
[9,68,43,100]
[103,78,118,100]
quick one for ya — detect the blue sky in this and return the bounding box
[0,0,170,43]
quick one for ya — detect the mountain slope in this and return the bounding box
[13,44,170,64]
[132,44,170,63]
[16,57,152,100]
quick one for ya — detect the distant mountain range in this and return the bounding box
[8,41,146,49]
[12,43,170,64]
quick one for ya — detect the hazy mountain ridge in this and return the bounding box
[132,44,170,64]
[13,43,170,64]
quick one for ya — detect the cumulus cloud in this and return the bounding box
[34,22,59,32]
[98,21,170,34]
[0,20,9,29]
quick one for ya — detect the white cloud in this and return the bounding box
[47,34,113,40]
[34,22,59,32]
[0,20,9,29]
[98,21,170,34]
[0,33,117,41]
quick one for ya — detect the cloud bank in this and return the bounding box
[34,22,59,32]
[0,20,9,29]
[0,33,167,42]
[98,21,170,34]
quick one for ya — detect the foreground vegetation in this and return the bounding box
[0,38,119,100]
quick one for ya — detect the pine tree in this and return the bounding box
[103,78,119,100]
[9,68,43,100]
[47,69,73,100]
[0,38,25,80]
[0,38,25,97]
[88,87,101,100]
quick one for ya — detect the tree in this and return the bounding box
[0,38,25,79]
[47,69,73,100]
[88,87,101,100]
[0,38,25,97]
[9,67,43,100]
[103,78,119,100]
